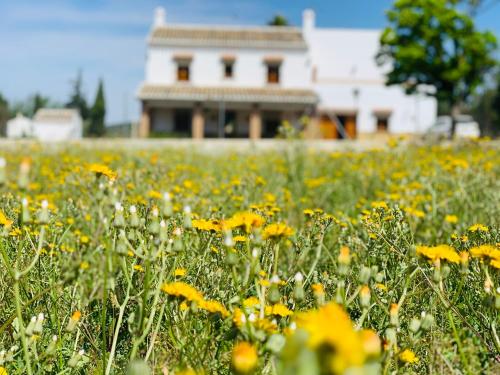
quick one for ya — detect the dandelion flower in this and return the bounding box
[262,223,294,240]
[232,342,258,374]
[399,349,419,364]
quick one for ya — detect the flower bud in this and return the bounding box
[409,318,421,333]
[162,192,173,217]
[359,266,371,284]
[148,207,160,234]
[68,349,84,368]
[46,335,58,355]
[127,359,151,375]
[420,311,434,330]
[21,198,31,224]
[33,312,45,334]
[268,276,281,304]
[360,285,371,308]
[293,272,304,301]
[183,205,192,229]
[66,311,81,333]
[390,303,399,327]
[159,220,168,242]
[113,202,125,228]
[25,316,36,336]
[338,246,351,276]
[129,205,139,228]
[38,200,50,224]
[18,158,30,190]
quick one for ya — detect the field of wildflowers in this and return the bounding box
[0,140,499,374]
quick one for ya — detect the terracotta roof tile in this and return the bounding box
[150,26,306,49]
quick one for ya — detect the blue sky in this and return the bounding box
[1,0,499,124]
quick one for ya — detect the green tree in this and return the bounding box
[0,93,9,136]
[378,0,497,137]
[88,79,106,137]
[492,76,500,136]
[268,14,289,26]
[66,70,89,121]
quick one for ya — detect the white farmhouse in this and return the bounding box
[137,8,437,139]
[6,113,34,138]
[33,109,83,141]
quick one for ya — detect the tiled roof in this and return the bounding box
[137,85,318,105]
[33,109,80,123]
[149,26,307,49]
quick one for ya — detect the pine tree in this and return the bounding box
[88,79,106,137]
[66,70,89,121]
[0,93,8,136]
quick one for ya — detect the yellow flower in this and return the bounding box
[198,299,229,317]
[262,223,294,240]
[174,268,187,277]
[192,219,221,232]
[243,296,260,308]
[71,310,82,322]
[88,163,116,180]
[0,210,13,227]
[470,244,500,259]
[232,342,258,374]
[371,201,388,209]
[303,209,315,216]
[133,264,144,272]
[311,283,324,295]
[445,215,458,224]
[399,349,419,364]
[0,366,7,375]
[233,235,247,242]
[468,223,489,232]
[148,190,162,199]
[416,245,460,263]
[265,303,293,317]
[294,302,376,374]
[161,282,204,303]
[224,211,264,233]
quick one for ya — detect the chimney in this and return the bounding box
[302,9,315,34]
[153,7,166,28]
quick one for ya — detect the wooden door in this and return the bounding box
[344,115,357,139]
[319,115,338,139]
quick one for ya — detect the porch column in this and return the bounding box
[249,106,262,140]
[139,102,151,138]
[304,107,321,139]
[192,104,205,139]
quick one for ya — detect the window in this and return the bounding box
[376,117,389,132]
[177,64,190,81]
[374,111,391,133]
[224,62,234,78]
[267,65,280,84]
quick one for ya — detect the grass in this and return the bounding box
[0,138,499,374]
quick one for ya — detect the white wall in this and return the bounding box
[34,119,83,141]
[307,28,437,134]
[146,46,311,89]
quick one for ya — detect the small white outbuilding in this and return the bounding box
[33,108,83,141]
[6,113,34,138]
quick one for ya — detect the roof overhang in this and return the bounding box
[148,26,307,50]
[137,84,318,106]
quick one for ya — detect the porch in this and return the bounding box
[137,85,318,139]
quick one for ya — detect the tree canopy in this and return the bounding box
[268,14,289,26]
[378,0,497,134]
[88,79,106,137]
[66,70,89,121]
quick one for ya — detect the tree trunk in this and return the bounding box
[449,103,461,139]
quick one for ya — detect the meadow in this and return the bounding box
[0,139,499,374]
